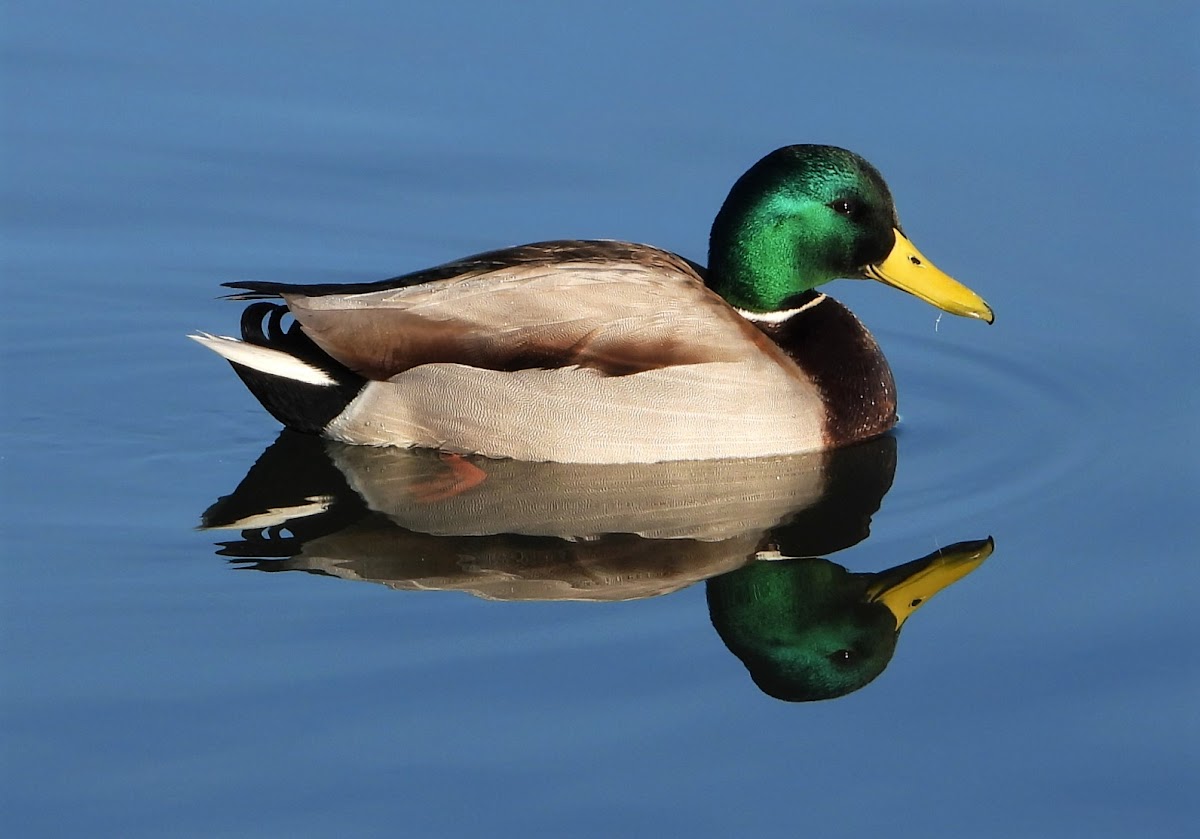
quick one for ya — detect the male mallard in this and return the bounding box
[192,145,992,463]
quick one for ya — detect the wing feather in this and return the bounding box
[268,242,789,379]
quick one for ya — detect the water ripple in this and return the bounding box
[872,330,1103,537]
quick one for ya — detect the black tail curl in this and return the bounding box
[240,302,331,368]
[227,303,365,434]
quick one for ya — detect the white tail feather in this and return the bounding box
[189,333,336,386]
[198,495,335,531]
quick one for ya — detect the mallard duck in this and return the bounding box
[191,145,992,463]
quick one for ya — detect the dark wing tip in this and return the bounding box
[220,280,289,301]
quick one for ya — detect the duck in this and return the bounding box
[191,144,992,463]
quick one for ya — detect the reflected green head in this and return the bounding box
[706,557,899,702]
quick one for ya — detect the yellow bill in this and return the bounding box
[864,537,995,629]
[864,229,994,323]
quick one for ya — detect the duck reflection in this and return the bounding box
[202,431,994,701]
[708,540,992,701]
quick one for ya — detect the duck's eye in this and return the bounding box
[828,649,858,667]
[830,198,860,217]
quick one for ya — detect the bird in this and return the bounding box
[191,144,992,463]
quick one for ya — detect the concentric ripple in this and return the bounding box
[868,328,1105,539]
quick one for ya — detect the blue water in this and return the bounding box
[3,2,1198,836]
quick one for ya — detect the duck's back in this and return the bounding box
[237,241,764,376]
[205,241,861,462]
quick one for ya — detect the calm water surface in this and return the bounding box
[3,2,1197,837]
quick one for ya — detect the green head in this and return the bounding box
[708,145,992,321]
[706,538,994,702]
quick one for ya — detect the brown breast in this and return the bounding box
[751,292,898,448]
